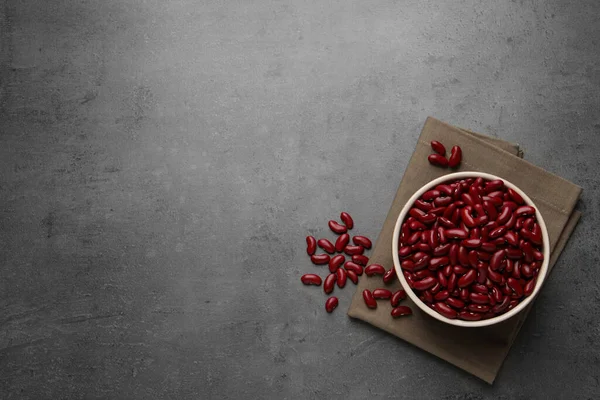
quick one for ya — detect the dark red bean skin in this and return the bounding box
[434,196,453,207]
[344,261,363,275]
[340,212,354,229]
[413,254,431,271]
[496,207,511,226]
[328,220,347,234]
[459,311,483,321]
[506,248,523,260]
[373,288,393,300]
[504,231,519,247]
[301,274,322,286]
[311,254,330,265]
[492,296,510,314]
[468,304,490,313]
[489,226,508,239]
[329,255,345,273]
[406,231,421,245]
[352,254,369,266]
[508,299,519,311]
[515,205,535,217]
[428,154,449,167]
[446,297,465,309]
[458,269,477,288]
[344,245,364,256]
[412,276,437,291]
[472,283,488,294]
[383,268,397,284]
[431,140,447,156]
[423,190,441,201]
[415,199,433,212]
[429,256,449,269]
[446,228,468,239]
[489,249,505,271]
[434,302,458,319]
[507,188,524,205]
[434,290,450,301]
[318,239,335,254]
[453,265,469,275]
[324,274,336,294]
[409,220,427,231]
[353,236,372,249]
[468,250,479,268]
[398,246,412,259]
[325,297,339,313]
[391,290,407,307]
[336,268,347,288]
[462,238,482,248]
[448,146,462,168]
[347,269,359,284]
[365,264,386,276]
[413,242,431,252]
[443,265,453,277]
[507,277,524,297]
[438,271,448,287]
[401,260,415,271]
[433,243,451,256]
[391,306,412,317]
[460,288,470,301]
[362,289,377,309]
[521,263,533,278]
[524,277,537,296]
[447,273,458,292]
[306,236,317,255]
[470,292,490,304]
[335,233,350,252]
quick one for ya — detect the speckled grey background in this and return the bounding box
[1,0,599,399]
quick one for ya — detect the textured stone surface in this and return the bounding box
[1,0,599,398]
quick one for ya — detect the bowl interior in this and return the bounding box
[392,171,550,328]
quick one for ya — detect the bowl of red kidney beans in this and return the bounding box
[392,172,550,327]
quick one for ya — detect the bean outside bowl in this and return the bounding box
[392,172,550,328]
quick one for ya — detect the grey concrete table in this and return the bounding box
[1,1,599,399]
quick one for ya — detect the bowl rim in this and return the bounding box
[392,171,551,327]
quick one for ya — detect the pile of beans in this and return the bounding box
[302,212,412,317]
[398,176,544,321]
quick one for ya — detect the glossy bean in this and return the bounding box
[318,238,335,254]
[468,304,490,313]
[533,250,544,261]
[507,277,524,297]
[336,268,347,288]
[443,264,453,277]
[459,311,483,321]
[453,265,469,275]
[324,274,336,294]
[496,207,511,226]
[401,259,415,271]
[470,292,490,304]
[347,269,359,284]
[352,254,369,266]
[492,296,510,314]
[391,290,407,307]
[334,233,350,252]
[459,288,469,301]
[524,277,537,296]
[477,251,491,261]
[383,268,397,284]
[391,306,413,317]
[434,302,458,318]
[352,235,372,249]
[412,276,437,291]
[373,288,393,300]
[462,238,482,248]
[438,217,455,229]
[344,261,363,275]
[429,256,449,269]
[340,212,354,229]
[430,140,447,155]
[428,153,448,167]
[301,274,322,286]
[507,188,524,204]
[458,245,469,266]
[521,263,533,278]
[506,248,523,260]
[489,225,508,239]
[415,199,434,212]
[422,190,441,202]
[488,267,504,284]
[482,200,498,221]
[413,242,431,252]
[413,254,431,271]
[365,264,385,276]
[311,254,330,265]
[328,220,347,234]
[433,243,452,257]
[468,250,479,268]
[458,269,477,287]
[344,245,364,256]
[447,273,458,292]
[409,220,427,231]
[434,196,453,207]
[325,297,338,313]
[446,297,465,309]
[490,249,506,271]
[306,236,317,256]
[427,229,440,249]
[472,283,488,294]
[362,289,377,309]
[398,246,413,259]
[407,231,422,245]
[434,289,450,301]
[448,145,462,168]
[446,228,468,239]
[328,255,345,273]
[461,193,476,208]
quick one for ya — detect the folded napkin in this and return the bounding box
[347,117,582,384]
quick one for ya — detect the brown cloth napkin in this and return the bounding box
[347,117,582,384]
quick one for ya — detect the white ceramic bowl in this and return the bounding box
[392,172,550,327]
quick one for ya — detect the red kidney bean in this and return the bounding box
[460,207,477,228]
[488,190,504,199]
[301,274,322,286]
[502,283,512,295]
[468,250,479,268]
[503,259,513,273]
[412,276,437,291]
[414,199,434,212]
[523,217,534,231]
[413,269,431,279]
[413,255,431,271]
[485,278,494,288]
[430,140,447,155]
[419,230,429,244]
[488,267,504,284]
[453,265,469,275]
[329,255,345,273]
[398,246,412,259]
[448,146,462,168]
[451,208,461,226]
[434,196,453,208]
[507,277,524,297]
[435,227,446,245]
[311,254,330,265]
[352,235,372,249]
[457,269,477,287]
[383,268,397,284]
[533,250,544,261]
[504,231,519,247]
[422,213,439,224]
[443,265,453,277]
[328,220,347,234]
[468,304,490,313]
[390,290,407,307]
[409,220,427,231]
[443,202,457,219]
[530,224,543,245]
[437,184,454,196]
[514,205,535,217]
[469,185,482,202]
[515,217,525,230]
[521,263,533,278]
[433,243,451,257]
[438,217,455,229]
[325,296,338,313]
[489,226,507,239]
[461,193,476,208]
[447,273,458,292]
[490,296,509,314]
[344,261,363,275]
[458,287,468,301]
[480,242,497,253]
[401,259,415,272]
[391,306,412,317]
[346,269,359,284]
[477,262,488,284]
[507,188,524,204]
[335,233,350,252]
[502,201,518,211]
[471,283,488,294]
[506,248,523,260]
[446,297,464,309]
[427,229,439,249]
[524,277,537,296]
[462,238,482,248]
[422,190,441,202]
[413,242,431,253]
[491,286,503,303]
[446,228,468,240]
[306,236,317,255]
[483,195,503,207]
[373,288,393,300]
[469,227,481,240]
[490,249,505,271]
[324,274,336,294]
[344,245,364,256]
[522,241,534,263]
[318,238,335,254]
[446,245,457,266]
[507,299,519,311]
[363,264,386,277]
[352,255,369,266]
[483,179,504,193]
[407,231,422,245]
[457,311,481,321]
[434,289,450,301]
[340,212,354,229]
[430,282,441,294]
[429,256,449,270]
[495,207,511,226]
[457,245,469,267]
[428,154,449,167]
[504,213,516,230]
[470,292,489,304]
[336,267,347,288]
[434,302,458,318]
[362,289,377,309]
